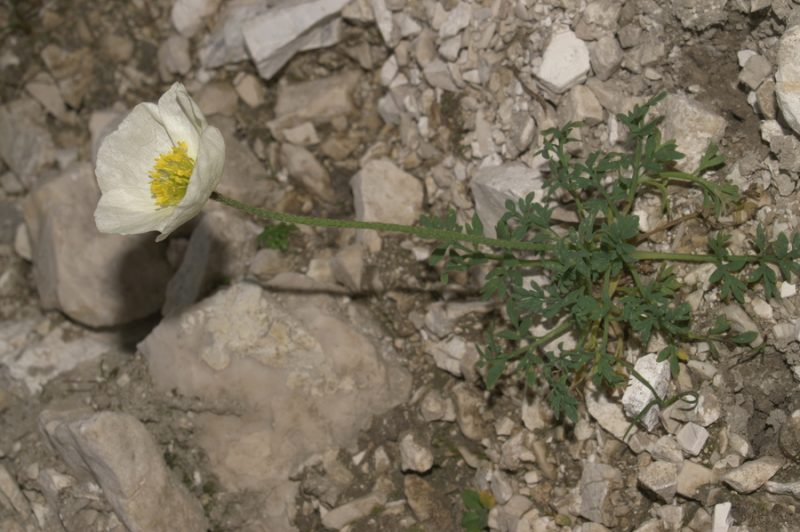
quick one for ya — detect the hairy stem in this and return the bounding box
[211,191,550,253]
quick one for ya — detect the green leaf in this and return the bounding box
[730,331,758,345]
[696,142,725,175]
[257,223,296,251]
[485,359,506,389]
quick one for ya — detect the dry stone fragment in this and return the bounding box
[671,0,728,30]
[722,455,784,493]
[171,0,222,37]
[739,54,772,90]
[0,464,32,521]
[351,158,424,225]
[162,207,260,317]
[331,244,364,292]
[211,116,279,207]
[535,30,590,94]
[419,388,455,422]
[280,143,335,202]
[243,0,348,80]
[39,409,209,532]
[196,81,238,116]
[638,461,678,502]
[23,163,172,327]
[579,462,623,527]
[676,422,709,456]
[424,58,458,91]
[269,70,360,135]
[621,353,670,431]
[25,72,70,123]
[589,35,624,81]
[776,25,800,135]
[40,45,93,108]
[660,94,727,172]
[423,336,479,379]
[0,99,55,187]
[234,73,267,108]
[4,321,115,395]
[399,432,434,473]
[197,2,266,68]
[559,85,605,126]
[574,0,622,40]
[439,2,471,38]
[586,384,639,443]
[140,282,410,527]
[470,163,545,238]
[676,461,717,499]
[321,488,387,529]
[452,383,487,441]
[403,475,439,522]
[712,501,733,532]
[779,409,800,461]
[157,35,191,81]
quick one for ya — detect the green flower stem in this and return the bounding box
[213,192,766,266]
[211,191,549,253]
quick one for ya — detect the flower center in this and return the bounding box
[149,140,195,207]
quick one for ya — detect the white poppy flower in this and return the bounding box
[94,82,225,242]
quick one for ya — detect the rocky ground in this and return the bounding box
[2,0,800,531]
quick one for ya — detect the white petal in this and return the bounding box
[95,189,172,235]
[156,125,225,241]
[95,102,169,209]
[158,83,204,158]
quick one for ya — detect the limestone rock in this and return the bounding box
[198,1,267,68]
[399,432,434,473]
[211,116,281,207]
[157,35,191,81]
[659,94,727,172]
[535,30,590,94]
[621,354,671,431]
[671,0,728,31]
[779,409,800,461]
[470,163,545,238]
[638,461,679,502]
[452,383,488,441]
[162,207,260,317]
[243,0,348,80]
[423,336,479,379]
[23,163,172,327]
[722,455,784,494]
[2,319,116,395]
[676,461,717,499]
[589,35,624,81]
[234,73,267,108]
[280,143,335,202]
[579,463,623,527]
[776,25,800,136]
[575,0,622,41]
[0,99,55,188]
[40,45,93,108]
[350,159,424,225]
[171,0,222,37]
[25,71,72,123]
[39,409,208,532]
[321,488,387,529]
[196,81,238,117]
[139,282,411,526]
[676,422,709,456]
[559,85,605,126]
[269,71,361,135]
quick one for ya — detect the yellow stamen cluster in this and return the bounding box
[149,140,195,207]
